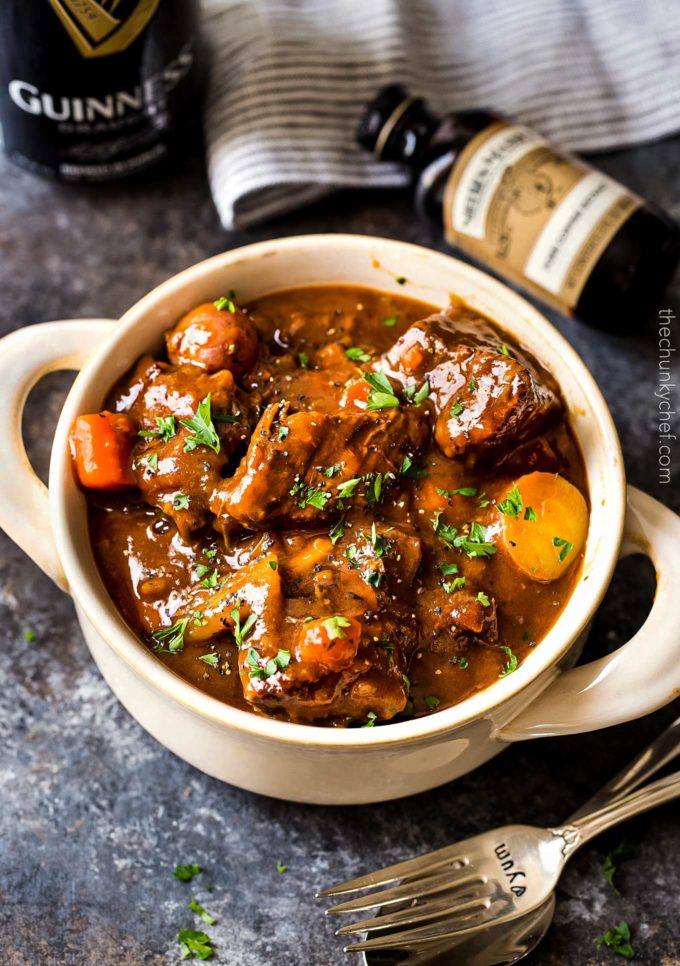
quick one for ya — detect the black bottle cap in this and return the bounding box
[357,84,421,157]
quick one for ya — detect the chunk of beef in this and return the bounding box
[180,527,420,723]
[211,402,428,532]
[382,304,560,466]
[116,360,252,538]
[417,587,498,655]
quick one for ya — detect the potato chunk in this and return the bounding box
[499,472,588,581]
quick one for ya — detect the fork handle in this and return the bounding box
[557,769,680,855]
[568,715,680,820]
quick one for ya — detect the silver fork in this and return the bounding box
[319,716,680,957]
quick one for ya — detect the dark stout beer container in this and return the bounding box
[0,0,200,182]
[358,85,680,329]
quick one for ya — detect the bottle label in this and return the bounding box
[48,0,160,58]
[443,121,641,313]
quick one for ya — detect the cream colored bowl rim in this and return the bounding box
[50,234,625,749]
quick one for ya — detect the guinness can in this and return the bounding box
[0,0,200,182]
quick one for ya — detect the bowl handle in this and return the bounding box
[0,319,117,592]
[498,486,680,740]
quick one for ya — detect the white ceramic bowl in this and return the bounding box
[1,235,679,804]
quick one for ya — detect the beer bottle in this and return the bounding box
[0,0,200,182]
[358,85,680,328]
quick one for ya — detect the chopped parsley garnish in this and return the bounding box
[444,576,466,593]
[383,316,398,327]
[432,511,459,550]
[345,346,371,362]
[193,611,207,627]
[437,562,459,576]
[152,618,189,653]
[458,657,469,669]
[362,711,378,728]
[230,605,256,647]
[437,486,477,498]
[403,380,430,405]
[451,402,464,419]
[173,493,190,510]
[174,863,201,882]
[476,591,491,607]
[363,371,400,411]
[424,695,440,711]
[329,516,345,545]
[322,615,351,639]
[188,899,217,925]
[321,464,339,477]
[497,484,523,519]
[199,569,218,589]
[177,928,214,960]
[478,492,490,508]
[401,455,428,479]
[194,564,211,579]
[289,476,331,510]
[213,411,238,424]
[298,351,310,368]
[214,294,236,312]
[181,394,220,454]
[138,415,177,442]
[23,628,36,642]
[147,452,159,472]
[469,375,477,392]
[552,536,574,561]
[276,861,287,874]
[245,647,291,680]
[367,471,391,506]
[204,546,217,560]
[524,506,538,521]
[595,921,634,959]
[278,425,289,442]
[499,343,510,357]
[268,560,278,571]
[198,653,219,667]
[370,522,392,557]
[499,645,519,677]
[455,522,497,558]
[601,842,635,894]
[336,477,362,498]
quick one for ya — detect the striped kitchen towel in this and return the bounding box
[202,0,680,229]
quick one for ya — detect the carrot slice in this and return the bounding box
[69,411,137,490]
[499,472,588,582]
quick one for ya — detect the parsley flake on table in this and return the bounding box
[595,921,634,959]
[178,928,214,960]
[188,899,217,925]
[23,628,36,642]
[601,842,636,894]
[498,645,519,677]
[345,346,371,362]
[552,536,574,561]
[152,618,189,654]
[276,861,287,873]
[173,863,201,882]
[138,414,177,442]
[181,394,220,454]
[363,371,400,411]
